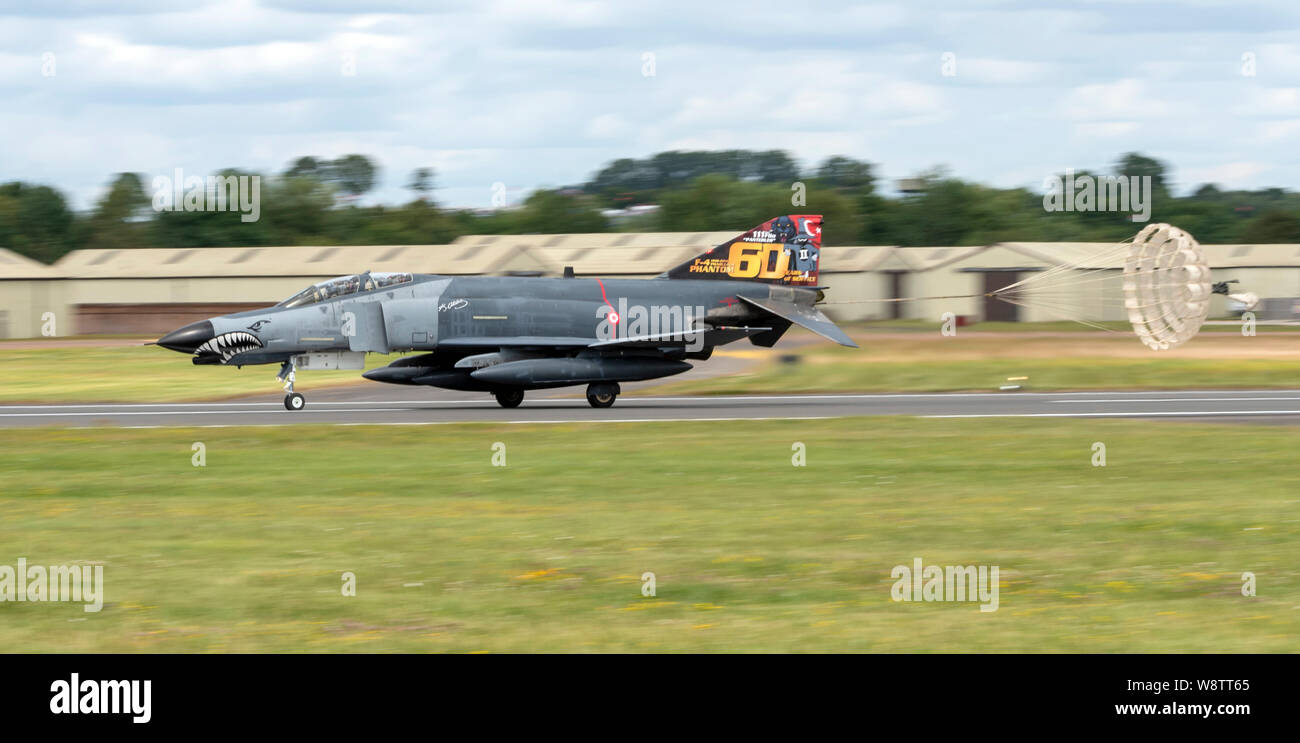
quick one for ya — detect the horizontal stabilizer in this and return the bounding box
[736,295,858,348]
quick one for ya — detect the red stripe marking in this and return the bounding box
[596,277,619,337]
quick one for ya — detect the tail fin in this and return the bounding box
[664,214,822,286]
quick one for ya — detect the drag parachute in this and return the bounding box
[1121,223,1211,350]
[826,223,1233,350]
[987,223,1217,349]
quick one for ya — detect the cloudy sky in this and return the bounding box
[2,0,1299,210]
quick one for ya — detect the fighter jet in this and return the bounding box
[155,214,857,410]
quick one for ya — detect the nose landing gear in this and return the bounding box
[278,359,305,411]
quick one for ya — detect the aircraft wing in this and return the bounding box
[587,325,772,348]
[736,295,859,348]
[435,336,595,349]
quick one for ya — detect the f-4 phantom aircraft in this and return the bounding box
[155,214,857,410]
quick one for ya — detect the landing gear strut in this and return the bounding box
[278,359,305,411]
[494,389,525,408]
[586,382,620,408]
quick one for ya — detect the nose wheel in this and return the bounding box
[277,359,305,411]
[586,382,619,408]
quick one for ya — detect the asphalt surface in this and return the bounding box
[3,388,1300,427]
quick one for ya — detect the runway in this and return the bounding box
[3,388,1300,427]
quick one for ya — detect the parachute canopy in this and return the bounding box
[1121,223,1211,351]
[986,223,1213,349]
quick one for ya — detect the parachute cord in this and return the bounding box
[820,293,989,305]
[819,290,1124,333]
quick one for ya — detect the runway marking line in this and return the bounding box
[927,410,1300,419]
[3,391,1300,427]
[6,389,1300,411]
[1049,397,1300,403]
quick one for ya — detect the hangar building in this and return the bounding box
[1,234,1297,338]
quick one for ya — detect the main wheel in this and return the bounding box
[494,389,525,408]
[586,383,618,408]
[284,392,305,411]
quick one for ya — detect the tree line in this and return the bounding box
[3,150,1299,265]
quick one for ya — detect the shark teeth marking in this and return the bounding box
[196,331,264,364]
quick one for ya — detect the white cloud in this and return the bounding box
[1182,161,1270,188]
[2,0,1299,210]
[956,58,1052,85]
[1060,79,1177,120]
[1246,87,1300,115]
[486,0,615,27]
[865,81,945,121]
[1259,119,1300,141]
[1256,43,1300,77]
[584,113,626,139]
[1074,121,1139,138]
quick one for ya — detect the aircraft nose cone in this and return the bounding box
[157,320,214,353]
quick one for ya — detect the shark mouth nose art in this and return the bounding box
[196,331,265,363]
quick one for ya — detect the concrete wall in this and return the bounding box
[1207,267,1300,318]
[0,280,64,338]
[74,303,268,335]
[901,270,981,321]
[820,272,893,322]
[57,277,330,336]
[62,277,320,306]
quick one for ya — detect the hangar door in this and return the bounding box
[74,303,268,335]
[887,272,905,319]
[981,271,1020,322]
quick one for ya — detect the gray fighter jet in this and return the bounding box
[156,214,857,410]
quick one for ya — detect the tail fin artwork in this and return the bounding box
[663,215,822,286]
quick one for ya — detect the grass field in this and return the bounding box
[4,326,1295,403]
[0,345,403,403]
[661,328,1300,395]
[1,418,1296,652]
[838,318,1300,334]
[1,325,1295,402]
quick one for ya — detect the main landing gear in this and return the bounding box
[489,384,620,409]
[586,382,620,408]
[278,359,305,411]
[494,389,525,408]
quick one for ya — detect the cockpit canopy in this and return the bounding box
[277,271,413,309]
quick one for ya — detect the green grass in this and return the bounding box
[657,329,1300,396]
[4,324,1296,402]
[0,346,407,403]
[842,318,1300,333]
[1,419,1296,652]
[662,353,1300,395]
